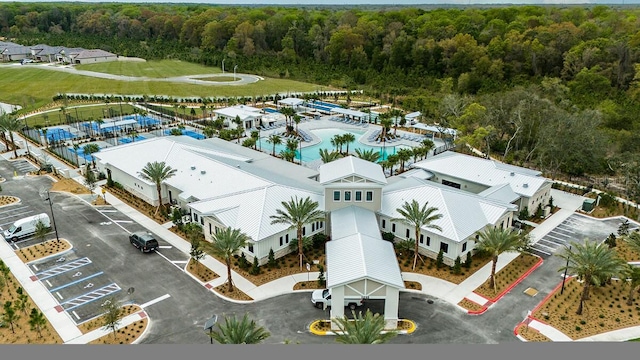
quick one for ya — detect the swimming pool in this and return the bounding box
[257,128,412,163]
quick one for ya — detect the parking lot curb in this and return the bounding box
[132,309,151,344]
[0,196,21,208]
[23,239,74,264]
[207,286,254,304]
[309,319,417,336]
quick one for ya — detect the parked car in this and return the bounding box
[311,288,363,310]
[20,59,33,65]
[1,213,51,242]
[129,232,159,253]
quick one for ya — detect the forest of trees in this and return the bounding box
[1,3,640,198]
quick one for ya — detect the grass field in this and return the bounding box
[75,60,222,78]
[25,104,139,127]
[0,63,323,111]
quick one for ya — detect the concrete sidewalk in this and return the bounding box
[65,311,149,344]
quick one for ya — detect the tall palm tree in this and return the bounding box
[72,142,80,167]
[319,148,341,164]
[475,227,524,292]
[270,196,325,270]
[396,148,413,173]
[355,148,380,163]
[138,161,177,216]
[386,154,399,176]
[392,199,443,270]
[82,143,100,168]
[203,126,216,139]
[623,263,640,306]
[128,130,139,143]
[293,114,301,134]
[380,117,393,142]
[557,240,626,315]
[210,227,249,292]
[342,133,356,155]
[266,134,282,156]
[333,309,397,344]
[209,313,270,344]
[626,232,640,255]
[0,113,23,158]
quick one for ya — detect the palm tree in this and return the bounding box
[392,200,443,270]
[319,148,341,164]
[342,133,356,155]
[386,154,399,176]
[285,138,299,162]
[557,240,626,315]
[355,148,380,163]
[203,126,216,138]
[396,148,413,173]
[380,116,393,142]
[73,142,80,167]
[279,149,296,162]
[82,143,100,168]
[0,113,23,158]
[209,313,270,344]
[333,309,397,344]
[129,130,139,143]
[623,263,640,306]
[138,161,177,216]
[625,232,640,255]
[266,134,282,156]
[210,227,249,292]
[270,196,325,270]
[475,227,524,293]
[293,114,301,134]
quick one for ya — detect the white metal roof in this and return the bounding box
[326,233,404,289]
[405,111,421,119]
[330,107,368,118]
[278,98,304,106]
[318,156,387,185]
[188,185,324,242]
[411,123,457,136]
[477,183,520,204]
[381,177,516,242]
[413,152,550,198]
[213,105,263,121]
[330,205,382,241]
[99,119,137,129]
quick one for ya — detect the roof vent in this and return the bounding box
[510,172,515,176]
[191,166,196,170]
[523,183,528,188]
[201,170,206,175]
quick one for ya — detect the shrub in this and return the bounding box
[575,326,581,331]
[267,248,277,268]
[381,231,395,242]
[312,233,328,249]
[453,256,462,275]
[436,249,444,269]
[249,256,260,275]
[238,252,250,270]
[464,252,472,269]
[317,265,326,287]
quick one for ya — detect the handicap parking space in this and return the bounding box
[530,213,622,259]
[30,253,121,323]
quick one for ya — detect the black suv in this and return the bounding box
[129,232,159,253]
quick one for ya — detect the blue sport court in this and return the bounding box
[118,136,146,144]
[43,128,76,141]
[164,129,205,140]
[69,146,100,162]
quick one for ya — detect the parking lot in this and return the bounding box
[530,213,630,259]
[30,253,122,323]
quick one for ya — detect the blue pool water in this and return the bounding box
[164,129,205,140]
[263,108,279,114]
[258,128,411,163]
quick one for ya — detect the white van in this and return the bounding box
[1,213,51,242]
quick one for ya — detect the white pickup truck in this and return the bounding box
[311,289,363,310]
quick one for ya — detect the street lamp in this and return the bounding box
[43,190,60,242]
[203,315,218,344]
[561,245,572,295]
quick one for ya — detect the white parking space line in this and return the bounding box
[56,292,63,300]
[140,294,171,309]
[158,245,172,249]
[45,280,52,287]
[98,210,117,213]
[113,220,134,224]
[154,250,185,270]
[172,260,188,264]
[32,264,38,271]
[72,311,80,320]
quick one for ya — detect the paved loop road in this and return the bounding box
[4,63,262,86]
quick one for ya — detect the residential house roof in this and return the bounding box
[73,49,116,60]
[381,177,517,242]
[1,45,32,56]
[278,98,304,107]
[318,156,387,185]
[412,151,550,198]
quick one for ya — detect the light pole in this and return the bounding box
[561,245,572,295]
[44,190,60,242]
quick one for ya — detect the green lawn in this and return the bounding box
[0,65,321,111]
[24,104,139,127]
[75,59,222,78]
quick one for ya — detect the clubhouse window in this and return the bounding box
[344,191,351,201]
[333,191,340,201]
[355,191,362,201]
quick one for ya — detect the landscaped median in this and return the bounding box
[309,319,416,336]
[457,253,543,315]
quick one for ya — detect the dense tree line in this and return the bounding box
[2,3,640,190]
